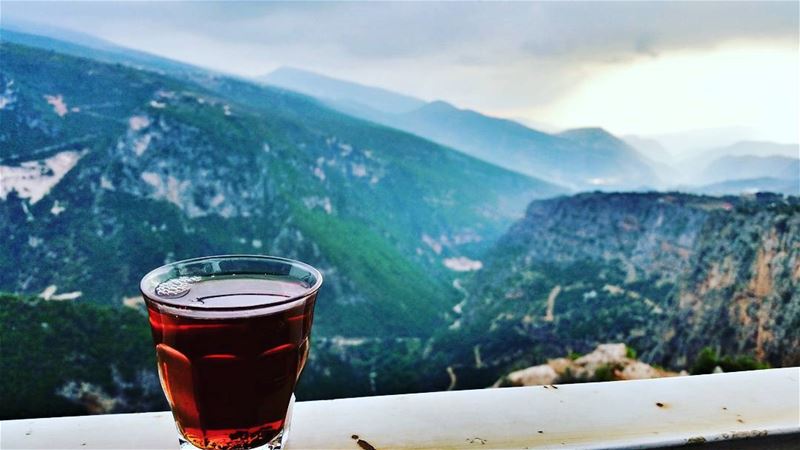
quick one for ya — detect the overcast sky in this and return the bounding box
[3,1,799,145]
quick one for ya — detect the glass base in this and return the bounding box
[178,429,287,450]
[177,395,294,450]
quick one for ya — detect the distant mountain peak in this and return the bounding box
[558,127,617,140]
[558,127,635,151]
[261,61,657,191]
[422,100,457,110]
[262,66,425,114]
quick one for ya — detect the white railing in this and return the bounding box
[2,368,798,449]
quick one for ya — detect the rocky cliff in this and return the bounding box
[437,192,799,389]
[650,197,800,367]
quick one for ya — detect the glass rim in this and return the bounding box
[139,254,323,312]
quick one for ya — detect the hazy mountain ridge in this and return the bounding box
[693,177,799,197]
[702,154,799,184]
[0,28,213,81]
[262,67,660,191]
[622,135,673,164]
[265,68,798,195]
[555,127,662,188]
[681,140,800,164]
[264,66,425,114]
[637,127,764,159]
[622,137,799,194]
[671,141,799,191]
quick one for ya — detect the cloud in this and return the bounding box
[5,2,796,65]
[2,1,797,140]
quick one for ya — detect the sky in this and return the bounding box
[3,1,799,147]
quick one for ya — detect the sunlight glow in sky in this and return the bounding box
[3,1,798,145]
[540,43,800,143]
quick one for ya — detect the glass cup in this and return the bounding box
[140,255,323,450]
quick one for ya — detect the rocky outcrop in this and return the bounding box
[444,192,799,391]
[650,197,800,367]
[495,192,716,284]
[496,344,682,387]
[56,381,118,414]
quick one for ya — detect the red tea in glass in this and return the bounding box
[140,255,322,450]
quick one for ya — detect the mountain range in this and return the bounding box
[702,155,799,184]
[668,142,799,195]
[263,68,661,191]
[0,37,565,415]
[3,25,796,195]
[1,40,563,339]
[265,66,425,114]
[0,25,212,80]
[1,26,798,420]
[262,67,798,195]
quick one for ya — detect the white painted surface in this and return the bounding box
[1,368,798,449]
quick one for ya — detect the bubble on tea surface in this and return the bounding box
[156,276,201,299]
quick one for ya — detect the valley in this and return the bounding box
[0,32,797,421]
[0,42,560,339]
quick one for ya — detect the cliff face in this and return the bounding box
[440,192,799,389]
[651,200,800,367]
[492,192,716,283]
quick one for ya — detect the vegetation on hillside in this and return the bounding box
[0,294,164,419]
[0,40,795,421]
[0,42,559,338]
[432,192,798,390]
